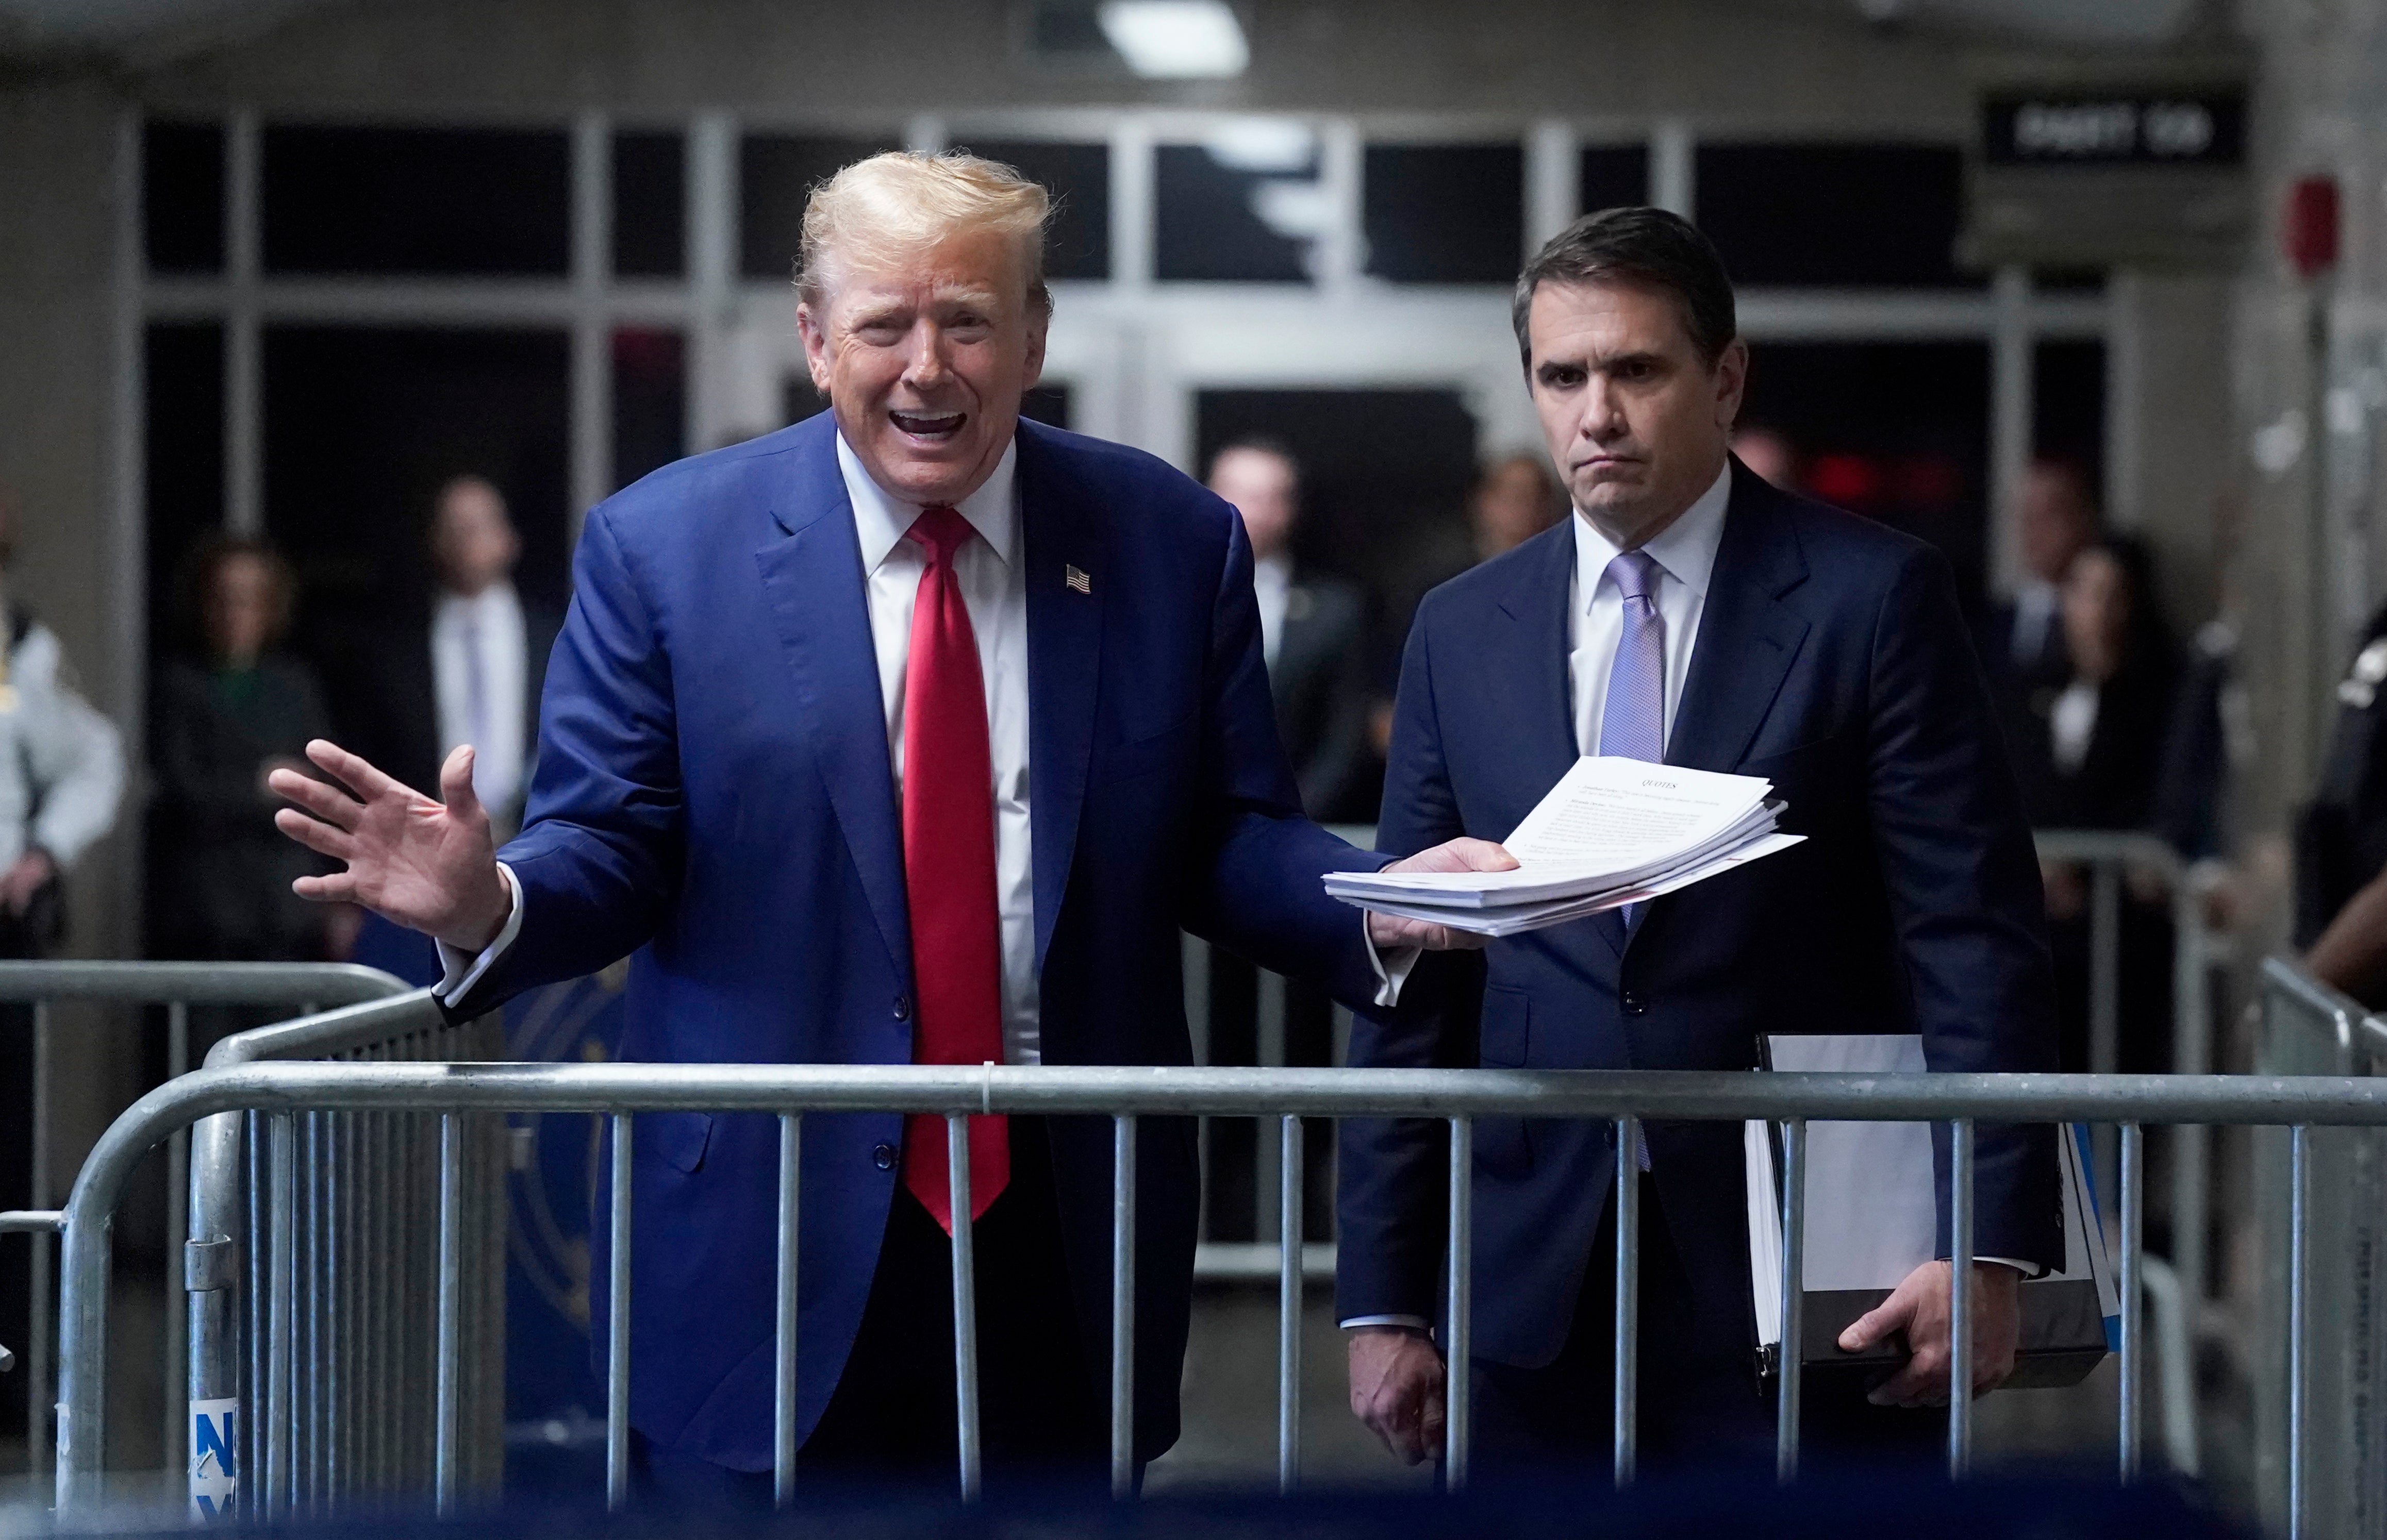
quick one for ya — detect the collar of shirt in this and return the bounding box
[434,581,520,631]
[1569,460,1732,610]
[837,432,1020,573]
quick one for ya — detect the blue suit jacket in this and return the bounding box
[1337,460,2063,1371]
[453,413,1386,1466]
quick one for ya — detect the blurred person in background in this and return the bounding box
[151,537,339,962]
[2295,588,2387,952]
[333,475,559,844]
[1982,457,2099,701]
[1206,436,1371,822]
[0,488,125,959]
[1728,423,1798,489]
[2015,535,2180,1074]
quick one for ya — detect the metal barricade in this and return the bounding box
[44,1028,2387,1530]
[0,961,407,1485]
[182,989,507,1520]
[2256,957,2387,1536]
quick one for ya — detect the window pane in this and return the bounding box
[262,127,570,276]
[1578,142,1650,217]
[1155,133,1319,284]
[1022,385,1071,428]
[144,123,224,274]
[1695,143,1967,288]
[2034,340,2106,489]
[1737,341,1990,606]
[1363,143,1521,284]
[145,323,225,655]
[784,375,828,426]
[955,139,1110,281]
[613,131,685,277]
[741,135,902,280]
[614,329,685,489]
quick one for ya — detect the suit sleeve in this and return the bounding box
[1335,602,1483,1324]
[447,507,685,1016]
[1867,546,2064,1269]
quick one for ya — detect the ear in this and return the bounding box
[1022,303,1050,391]
[1712,337,1749,430]
[796,302,835,395]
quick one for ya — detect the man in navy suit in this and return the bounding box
[1338,208,2062,1474]
[271,151,1491,1494]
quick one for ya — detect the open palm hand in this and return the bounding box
[270,740,512,951]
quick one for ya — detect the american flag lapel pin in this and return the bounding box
[1065,564,1092,595]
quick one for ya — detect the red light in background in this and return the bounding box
[2286,175,2340,278]
[1806,452,1882,511]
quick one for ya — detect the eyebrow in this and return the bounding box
[1538,348,1667,378]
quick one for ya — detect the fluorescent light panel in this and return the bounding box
[1097,0,1249,79]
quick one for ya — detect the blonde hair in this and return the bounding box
[797,150,1053,314]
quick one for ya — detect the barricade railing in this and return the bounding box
[183,988,506,1520]
[48,1045,2387,1529]
[0,961,408,1484]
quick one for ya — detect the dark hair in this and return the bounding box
[1512,206,1737,371]
[1206,435,1302,487]
[2072,532,2170,671]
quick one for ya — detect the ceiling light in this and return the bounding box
[1202,118,1315,174]
[1097,0,1249,79]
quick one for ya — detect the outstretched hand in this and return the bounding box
[1364,836,1517,952]
[271,740,512,951]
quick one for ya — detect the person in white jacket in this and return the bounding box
[0,494,123,956]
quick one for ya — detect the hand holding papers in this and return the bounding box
[1328,758,1803,937]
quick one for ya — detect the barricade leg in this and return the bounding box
[947,1114,982,1501]
[434,1113,461,1517]
[1777,1117,1806,1484]
[1613,1115,1639,1489]
[29,999,53,1479]
[2290,1123,2310,1540]
[1949,1119,1975,1480]
[1275,1113,1299,1495]
[606,1113,631,1514]
[2119,1122,2144,1483]
[1114,1113,1138,1499]
[165,999,189,1481]
[773,1113,800,1508]
[268,1111,295,1518]
[1444,1117,1472,1492]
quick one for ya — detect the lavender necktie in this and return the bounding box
[1597,548,1664,1170]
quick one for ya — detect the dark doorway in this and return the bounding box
[1736,341,1993,613]
[261,326,571,658]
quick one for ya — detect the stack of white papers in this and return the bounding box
[1324,757,1804,938]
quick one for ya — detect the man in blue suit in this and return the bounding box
[271,151,1490,1494]
[1338,208,2062,1473]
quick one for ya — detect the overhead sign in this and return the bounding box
[1964,81,2249,268]
[1983,90,2245,169]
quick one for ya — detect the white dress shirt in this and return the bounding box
[431,581,528,815]
[1252,553,1294,667]
[1567,464,1732,757]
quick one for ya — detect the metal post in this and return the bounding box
[1777,1117,1806,1483]
[1276,1113,1300,1495]
[773,1113,800,1508]
[434,1113,461,1517]
[2290,1123,2310,1540]
[166,999,189,1478]
[1949,1119,1975,1480]
[267,1111,294,1518]
[1445,1117,1473,1490]
[2091,861,2123,1201]
[29,999,52,1477]
[1115,1114,1139,1499]
[1614,1116,1640,1489]
[948,1115,982,1501]
[2119,1122,2144,1483]
[606,1114,631,1514]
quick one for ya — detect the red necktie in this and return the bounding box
[899,505,1009,1232]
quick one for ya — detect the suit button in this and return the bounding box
[872,1143,897,1170]
[893,992,912,1021]
[1622,990,1646,1016]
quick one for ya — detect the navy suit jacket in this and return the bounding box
[453,413,1387,1467]
[1338,460,2063,1371]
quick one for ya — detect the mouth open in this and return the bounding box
[890,410,966,442]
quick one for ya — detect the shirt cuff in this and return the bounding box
[1361,911,1422,1009]
[433,863,523,1006]
[1340,1314,1433,1332]
[1977,1256,2034,1276]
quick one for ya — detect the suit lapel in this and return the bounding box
[1018,424,1104,975]
[1666,463,1812,776]
[752,421,913,985]
[1493,522,1583,796]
